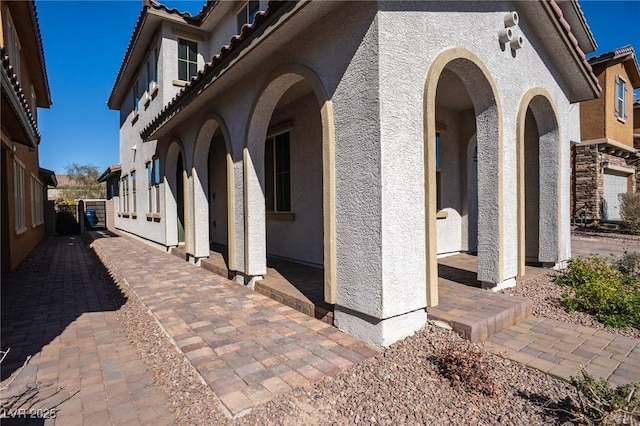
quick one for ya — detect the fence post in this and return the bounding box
[77,200,85,233]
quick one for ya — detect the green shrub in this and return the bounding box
[554,256,640,328]
[55,210,80,235]
[620,193,640,234]
[615,251,640,278]
[570,368,640,424]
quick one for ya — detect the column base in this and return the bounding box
[334,307,427,347]
[482,277,516,292]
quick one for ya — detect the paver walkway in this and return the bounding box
[1,236,174,425]
[90,232,379,417]
[485,316,640,386]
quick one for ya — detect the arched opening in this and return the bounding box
[176,153,185,244]
[424,49,503,306]
[192,116,235,270]
[245,64,336,312]
[517,91,560,276]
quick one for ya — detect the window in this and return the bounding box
[3,9,21,83]
[133,79,140,112]
[178,38,197,81]
[237,0,260,31]
[14,160,26,233]
[154,45,160,82]
[265,132,291,212]
[121,175,129,213]
[131,171,137,213]
[31,176,44,226]
[615,76,627,120]
[146,158,161,214]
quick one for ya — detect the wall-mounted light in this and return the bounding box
[131,144,137,151]
[12,143,17,152]
[504,11,519,27]
[600,160,609,170]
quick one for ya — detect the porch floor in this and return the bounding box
[430,253,549,342]
[175,248,550,343]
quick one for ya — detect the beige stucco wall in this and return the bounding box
[580,66,606,141]
[604,63,634,146]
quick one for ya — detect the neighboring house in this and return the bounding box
[574,45,640,222]
[97,164,122,231]
[634,99,640,148]
[1,0,53,272]
[108,0,600,346]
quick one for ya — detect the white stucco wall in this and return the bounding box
[265,92,323,267]
[377,0,575,299]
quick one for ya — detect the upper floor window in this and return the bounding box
[3,9,21,83]
[154,45,160,83]
[615,76,627,121]
[237,1,260,31]
[178,38,197,81]
[265,131,291,212]
[133,79,140,112]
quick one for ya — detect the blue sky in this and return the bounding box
[35,0,640,175]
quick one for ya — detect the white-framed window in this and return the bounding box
[154,44,160,83]
[615,76,628,120]
[3,8,21,83]
[237,0,260,31]
[131,170,137,214]
[121,175,130,213]
[177,38,197,81]
[30,175,44,227]
[133,79,140,112]
[146,158,161,214]
[14,159,26,233]
[265,131,291,212]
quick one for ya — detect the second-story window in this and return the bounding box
[237,1,260,31]
[3,9,21,83]
[133,79,140,112]
[615,76,627,121]
[154,45,160,82]
[178,38,197,81]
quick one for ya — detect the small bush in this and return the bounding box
[570,368,640,424]
[616,251,640,278]
[554,256,640,328]
[438,341,498,397]
[620,193,640,234]
[55,210,80,235]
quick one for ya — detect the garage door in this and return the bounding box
[602,171,628,221]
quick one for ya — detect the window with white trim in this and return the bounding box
[3,9,21,83]
[14,159,26,233]
[121,175,129,213]
[615,76,627,120]
[146,158,161,214]
[133,79,140,112]
[177,38,197,81]
[154,45,160,83]
[131,170,137,214]
[237,0,260,31]
[31,175,44,226]
[265,131,291,212]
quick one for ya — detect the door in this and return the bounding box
[602,171,628,221]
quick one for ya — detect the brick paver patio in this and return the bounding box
[485,316,640,386]
[90,232,380,417]
[1,236,174,425]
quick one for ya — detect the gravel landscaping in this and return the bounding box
[87,234,609,425]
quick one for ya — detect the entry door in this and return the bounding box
[602,171,628,221]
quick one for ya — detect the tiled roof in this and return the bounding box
[29,0,51,106]
[108,0,217,106]
[1,46,41,144]
[588,45,636,66]
[548,0,601,93]
[587,44,640,88]
[98,164,122,183]
[140,1,295,141]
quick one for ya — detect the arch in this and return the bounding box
[191,114,236,269]
[424,48,503,306]
[244,63,337,303]
[516,88,561,276]
[164,139,188,248]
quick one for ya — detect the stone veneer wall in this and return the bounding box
[573,144,638,222]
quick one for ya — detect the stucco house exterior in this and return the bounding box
[108,0,600,346]
[573,45,640,223]
[1,0,54,272]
